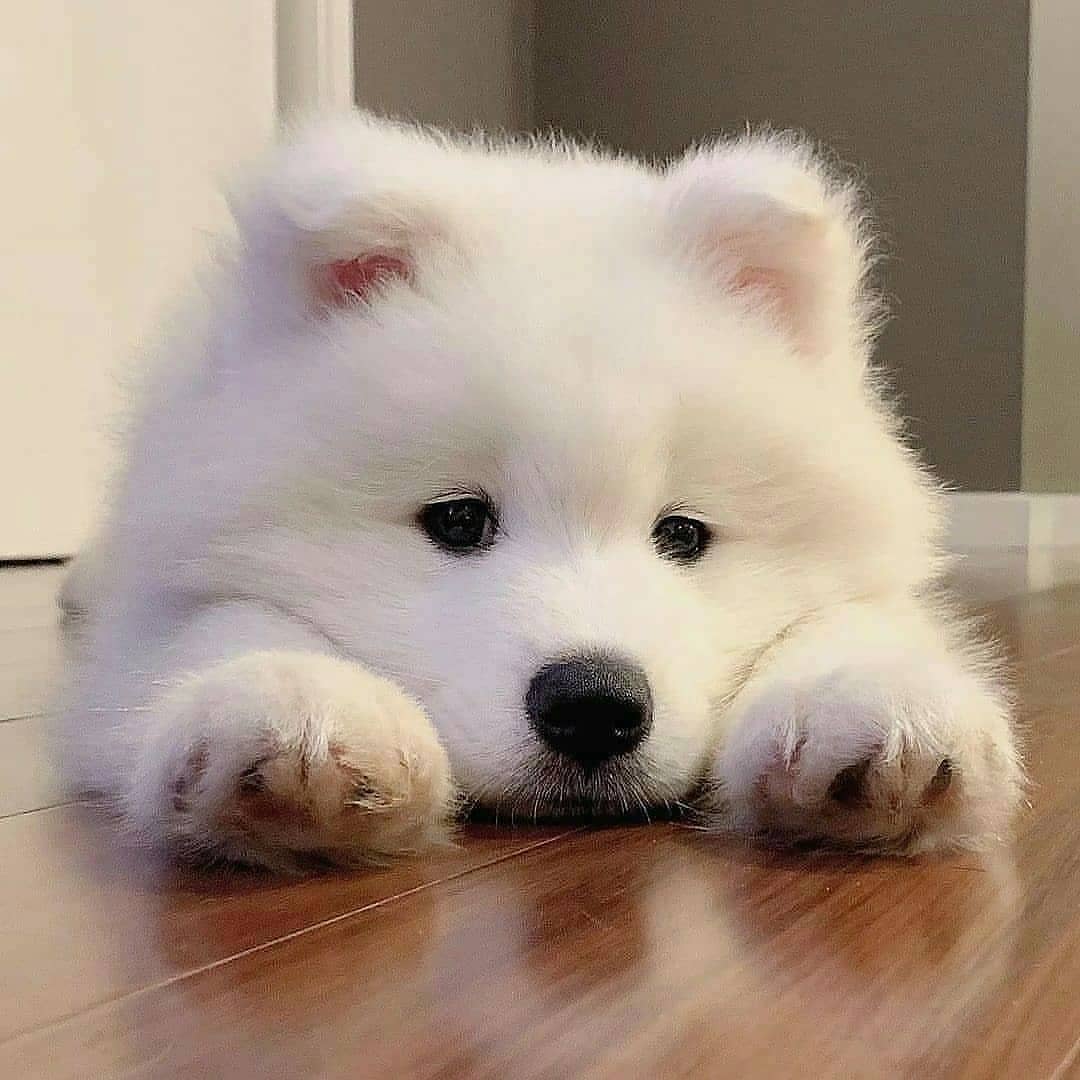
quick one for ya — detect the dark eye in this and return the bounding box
[652,515,711,562]
[419,497,496,552]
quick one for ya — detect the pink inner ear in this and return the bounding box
[730,263,806,342]
[314,253,411,307]
[731,264,785,304]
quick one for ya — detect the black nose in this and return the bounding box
[526,653,653,765]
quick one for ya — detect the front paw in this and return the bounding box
[711,660,1022,853]
[128,652,454,870]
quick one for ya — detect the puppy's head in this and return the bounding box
[203,116,941,817]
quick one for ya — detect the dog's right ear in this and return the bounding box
[229,116,445,317]
[662,134,878,367]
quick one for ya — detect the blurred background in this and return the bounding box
[2,1,1076,560]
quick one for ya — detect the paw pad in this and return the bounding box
[171,742,208,811]
[237,761,268,794]
[827,758,873,807]
[922,757,954,804]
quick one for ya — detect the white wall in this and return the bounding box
[0,4,276,558]
[1022,0,1080,492]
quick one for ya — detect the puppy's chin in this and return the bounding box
[463,750,689,825]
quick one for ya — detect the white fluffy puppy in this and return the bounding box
[60,114,1021,870]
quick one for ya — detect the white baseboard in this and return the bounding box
[947,492,1080,549]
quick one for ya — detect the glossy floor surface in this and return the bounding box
[2,553,1079,1079]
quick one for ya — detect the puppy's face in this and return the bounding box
[222,123,938,817]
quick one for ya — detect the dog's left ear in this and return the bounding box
[663,136,876,364]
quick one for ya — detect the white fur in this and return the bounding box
[60,113,1021,867]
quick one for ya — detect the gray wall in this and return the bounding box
[354,1,533,132]
[533,2,1029,491]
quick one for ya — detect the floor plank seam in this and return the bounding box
[1050,1031,1080,1080]
[0,713,49,724]
[0,798,82,822]
[0,827,584,1049]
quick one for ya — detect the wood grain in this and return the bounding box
[1,561,1080,1078]
[0,716,66,817]
[0,625,62,720]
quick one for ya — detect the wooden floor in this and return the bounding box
[3,553,1080,1079]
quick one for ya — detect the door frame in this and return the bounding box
[276,0,354,116]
